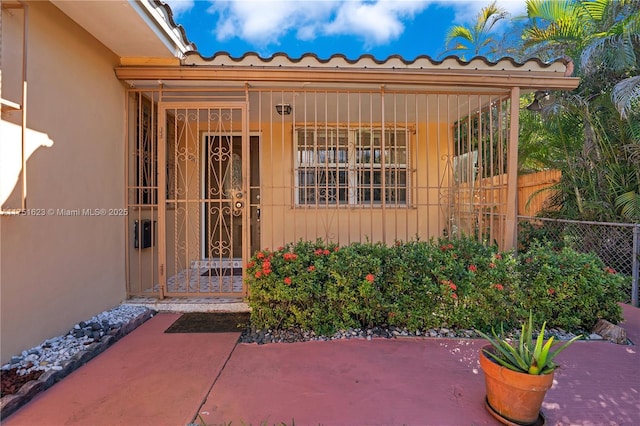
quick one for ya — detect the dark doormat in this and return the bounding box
[201,267,243,277]
[164,312,250,333]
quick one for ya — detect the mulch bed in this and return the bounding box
[1,369,43,399]
[164,312,250,333]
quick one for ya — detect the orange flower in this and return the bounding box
[468,264,477,272]
[263,269,272,276]
[449,283,457,291]
[255,271,262,278]
[365,273,375,282]
[283,253,298,261]
[256,252,265,259]
[246,261,255,268]
[283,277,292,285]
[451,293,458,299]
[493,284,504,291]
[489,262,496,269]
[495,253,502,260]
[308,265,316,272]
[548,288,555,295]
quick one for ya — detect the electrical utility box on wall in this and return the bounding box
[134,219,154,249]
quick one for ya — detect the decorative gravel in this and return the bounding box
[239,325,584,344]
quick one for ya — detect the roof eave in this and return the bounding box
[131,0,194,59]
[115,66,580,91]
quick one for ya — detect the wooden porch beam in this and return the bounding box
[115,67,580,91]
[504,87,520,251]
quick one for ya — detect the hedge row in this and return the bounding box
[245,237,626,335]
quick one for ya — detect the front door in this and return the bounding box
[157,103,250,296]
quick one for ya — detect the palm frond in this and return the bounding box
[580,0,610,22]
[440,1,508,61]
[445,26,474,44]
[480,1,509,32]
[526,0,576,21]
[615,191,640,221]
[612,75,640,119]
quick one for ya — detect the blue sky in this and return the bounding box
[164,0,527,60]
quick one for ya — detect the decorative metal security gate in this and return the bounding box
[157,103,250,297]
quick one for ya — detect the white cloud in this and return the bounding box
[163,0,195,16]
[207,1,334,46]
[325,0,429,46]
[206,0,432,48]
[163,0,526,51]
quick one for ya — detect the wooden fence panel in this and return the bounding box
[517,170,561,216]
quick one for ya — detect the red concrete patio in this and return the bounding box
[4,304,639,426]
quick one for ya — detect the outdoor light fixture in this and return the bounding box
[275,103,292,115]
[526,90,553,112]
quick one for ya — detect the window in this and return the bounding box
[295,127,408,206]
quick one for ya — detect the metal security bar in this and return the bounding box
[125,86,514,297]
[125,90,159,296]
[253,89,511,249]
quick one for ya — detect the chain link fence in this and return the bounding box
[518,216,639,307]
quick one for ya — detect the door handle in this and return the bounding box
[232,192,244,216]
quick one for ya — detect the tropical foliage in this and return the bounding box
[441,0,640,222]
[521,0,640,222]
[441,1,509,60]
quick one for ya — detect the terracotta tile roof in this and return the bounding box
[152,0,197,52]
[183,51,574,76]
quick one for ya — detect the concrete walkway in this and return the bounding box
[3,314,239,426]
[4,305,640,426]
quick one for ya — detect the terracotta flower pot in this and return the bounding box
[479,345,553,425]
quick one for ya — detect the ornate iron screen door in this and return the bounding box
[157,103,249,296]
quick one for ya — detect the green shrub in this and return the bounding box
[245,236,625,335]
[245,240,335,332]
[517,242,625,330]
[383,240,443,331]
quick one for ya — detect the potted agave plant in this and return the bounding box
[477,313,582,425]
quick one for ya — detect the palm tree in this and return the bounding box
[519,0,640,221]
[441,1,509,60]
